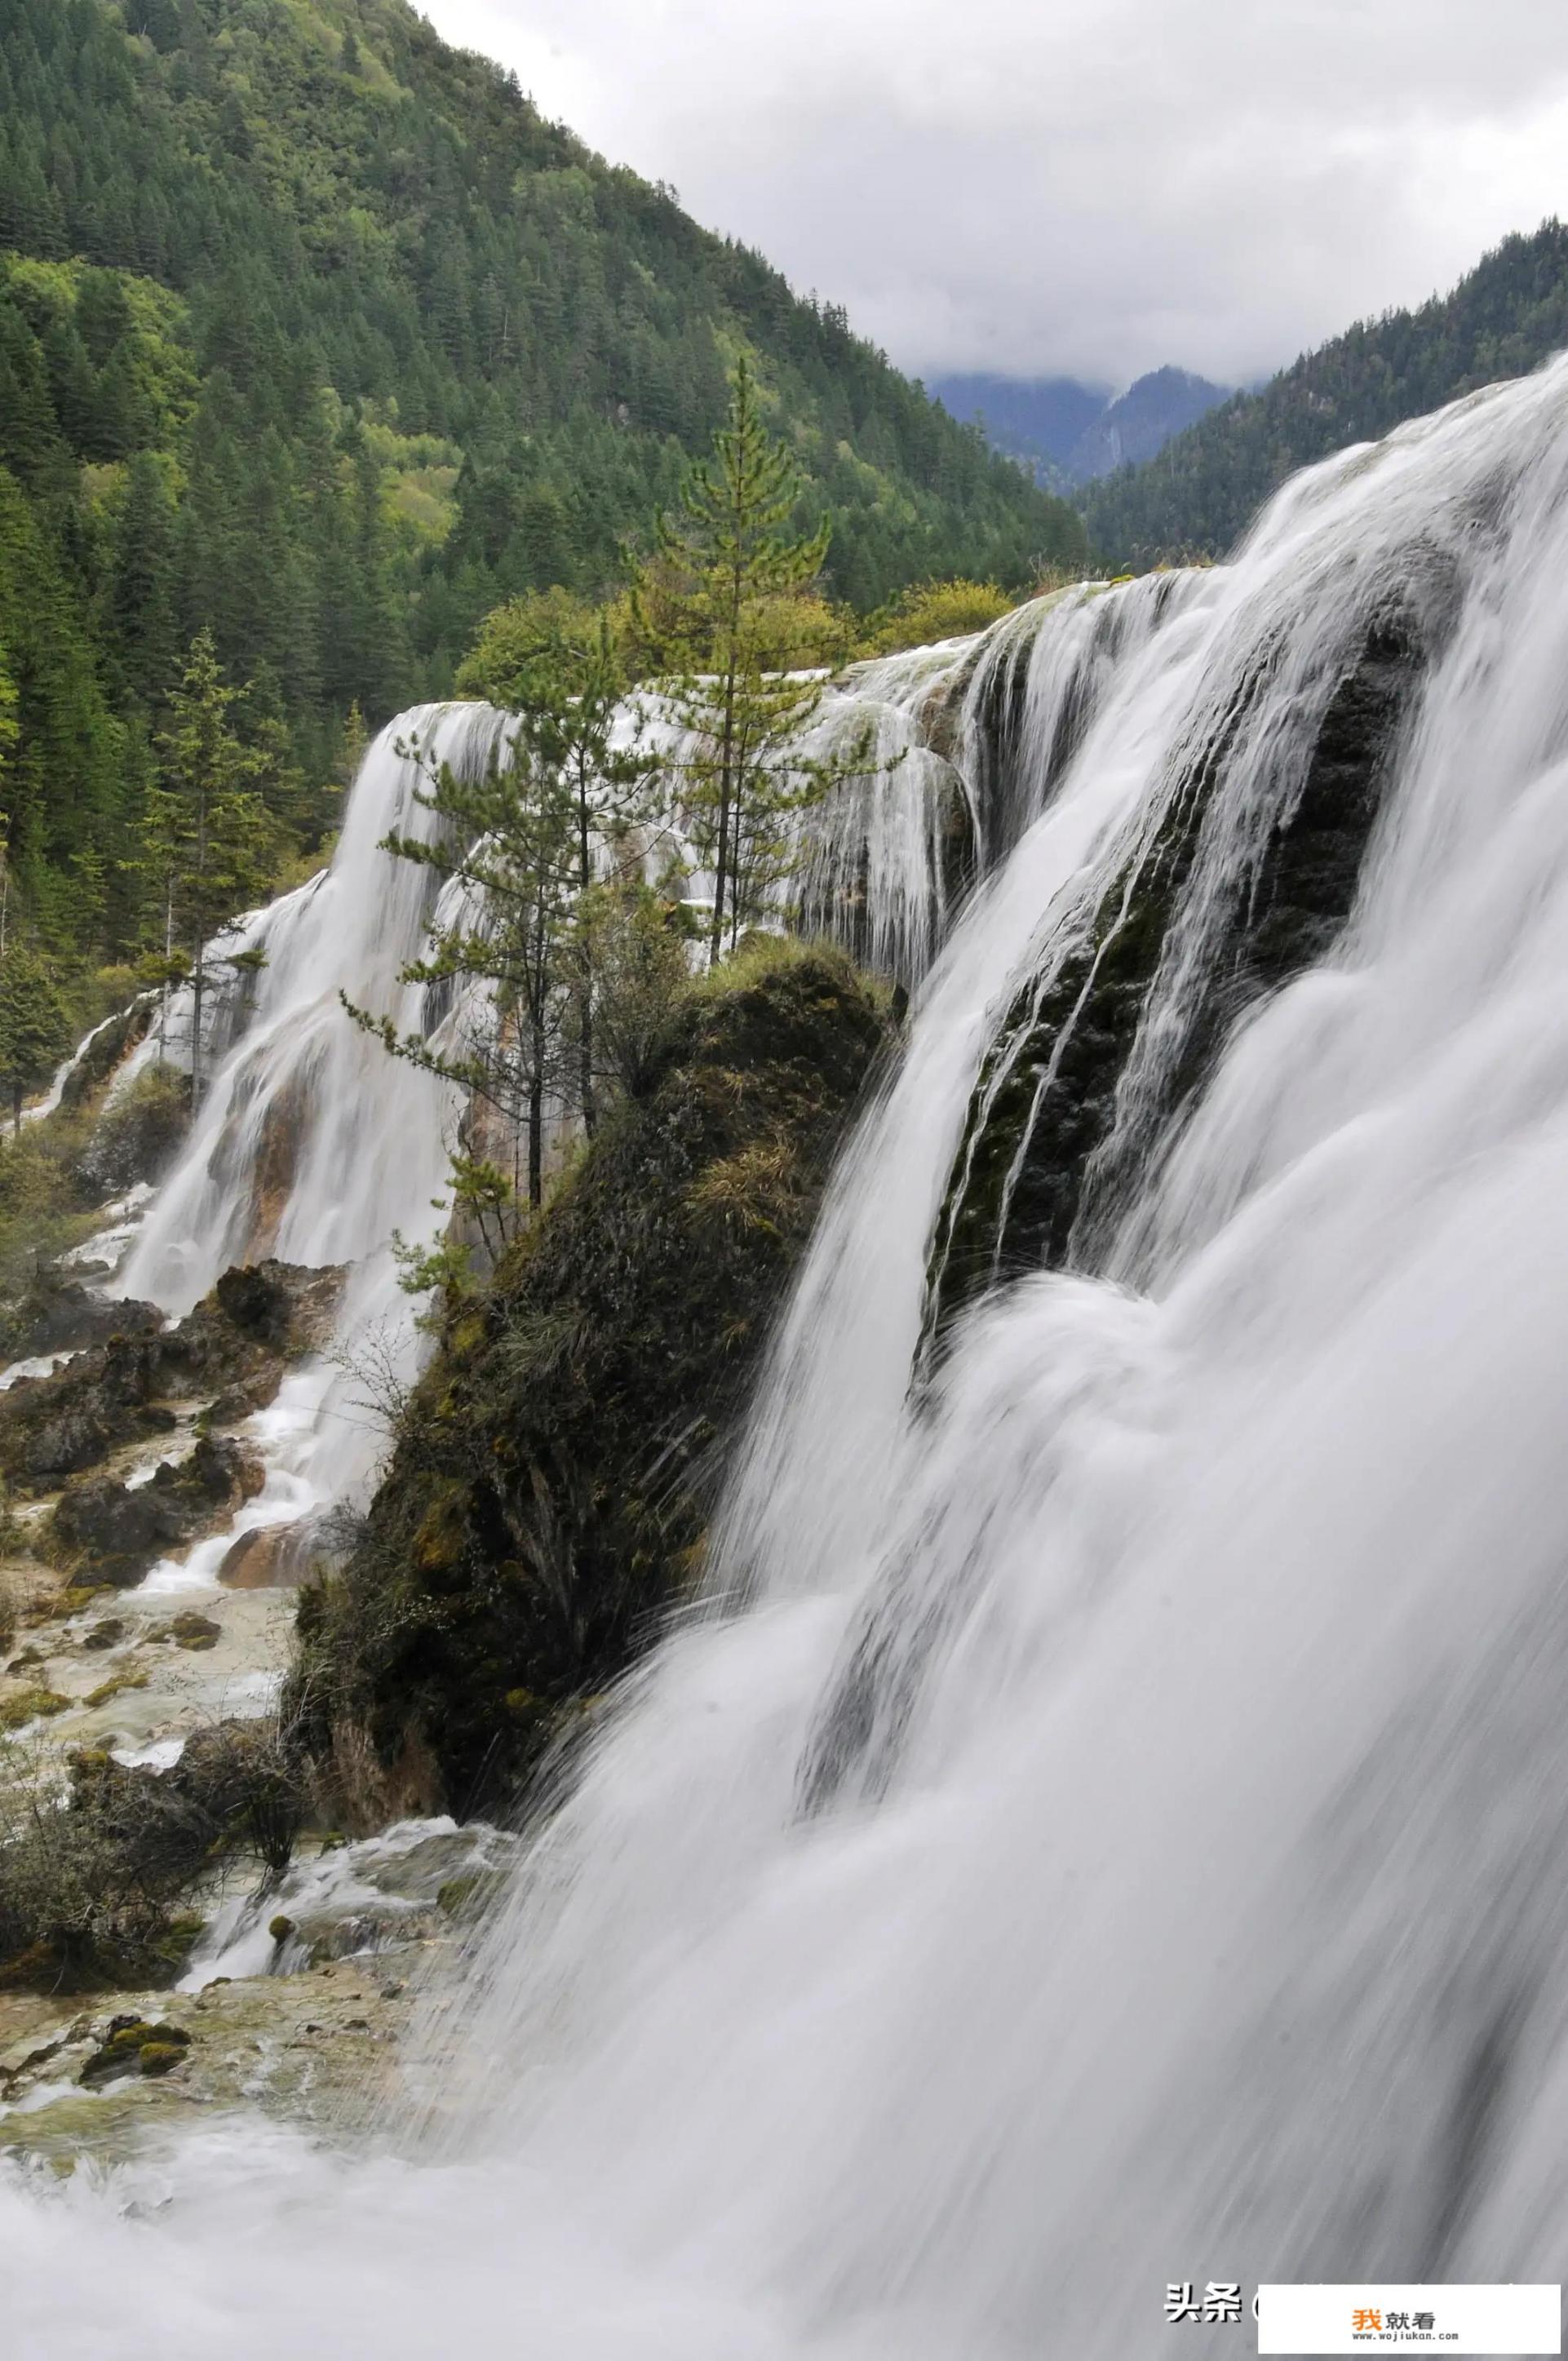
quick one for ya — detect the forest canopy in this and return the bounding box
[0,0,1084,975]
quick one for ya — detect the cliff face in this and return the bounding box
[292,941,891,1822]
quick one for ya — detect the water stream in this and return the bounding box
[9,361,1568,2354]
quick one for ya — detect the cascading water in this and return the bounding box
[11,359,1568,2357]
[118,703,516,1466]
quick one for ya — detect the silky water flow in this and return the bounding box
[11,362,1568,2355]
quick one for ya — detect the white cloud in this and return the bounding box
[420,0,1568,387]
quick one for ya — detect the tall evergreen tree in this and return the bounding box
[0,937,72,1132]
[146,629,272,1103]
[456,587,658,1135]
[636,359,878,959]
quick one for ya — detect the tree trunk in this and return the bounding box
[11,1081,20,1139]
[528,1064,543,1209]
[578,792,596,1139]
[190,951,204,1110]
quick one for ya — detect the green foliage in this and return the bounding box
[0,940,73,1130]
[290,937,890,1818]
[0,0,1084,977]
[358,586,674,1234]
[0,1719,307,1992]
[1083,219,1568,566]
[637,360,890,957]
[859,576,1021,655]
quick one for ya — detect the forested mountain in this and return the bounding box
[1065,365,1229,483]
[0,0,1083,963]
[1083,220,1568,565]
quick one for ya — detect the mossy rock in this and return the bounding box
[83,1670,150,1709]
[168,1610,220,1652]
[435,1872,505,1919]
[0,1683,70,1730]
[292,941,890,1821]
[135,2040,187,2076]
[78,2017,190,2084]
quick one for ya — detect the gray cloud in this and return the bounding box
[422,0,1568,387]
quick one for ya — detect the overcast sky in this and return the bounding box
[420,0,1568,392]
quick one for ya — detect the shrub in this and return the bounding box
[859,577,1021,657]
[0,1716,309,1991]
[74,1064,191,1198]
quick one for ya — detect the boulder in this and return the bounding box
[51,1435,267,1588]
[0,1272,162,1367]
[292,941,890,1821]
[0,1260,343,1491]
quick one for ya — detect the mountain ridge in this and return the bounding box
[1081,219,1568,565]
[928,364,1229,487]
[0,0,1083,959]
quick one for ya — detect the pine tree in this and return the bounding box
[112,452,179,709]
[0,937,72,1132]
[456,588,658,1135]
[147,631,272,1104]
[345,687,596,1216]
[634,357,876,959]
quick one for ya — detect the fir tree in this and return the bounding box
[0,937,72,1132]
[344,722,579,1216]
[635,358,879,959]
[147,630,272,1104]
[456,587,658,1134]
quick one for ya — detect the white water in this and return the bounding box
[11,362,1568,2354]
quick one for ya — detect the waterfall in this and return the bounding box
[12,357,1568,2355]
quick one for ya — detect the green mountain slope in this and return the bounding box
[1082,220,1568,566]
[0,0,1083,959]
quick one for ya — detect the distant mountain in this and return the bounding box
[1082,219,1568,567]
[931,366,1229,489]
[928,373,1110,477]
[1065,366,1230,481]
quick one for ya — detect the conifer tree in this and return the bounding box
[146,630,272,1104]
[634,357,876,959]
[456,588,658,1135]
[344,721,579,1216]
[0,937,72,1132]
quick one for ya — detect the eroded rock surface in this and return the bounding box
[0,1260,343,1491]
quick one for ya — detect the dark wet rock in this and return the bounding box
[78,2016,190,2084]
[157,1260,343,1408]
[0,1272,162,1367]
[166,1611,220,1651]
[51,1435,266,1588]
[292,942,890,1824]
[0,1261,343,1492]
[923,596,1440,1344]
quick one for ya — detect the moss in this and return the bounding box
[136,2040,187,2075]
[78,2016,191,2083]
[83,1671,150,1709]
[435,1872,504,1918]
[168,1611,219,1651]
[292,941,889,1821]
[50,1587,115,1619]
[0,1683,70,1730]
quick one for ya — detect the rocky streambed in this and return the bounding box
[0,1184,507,2177]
